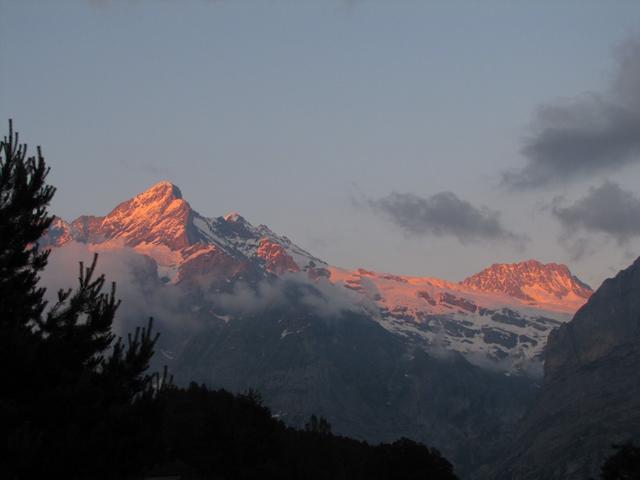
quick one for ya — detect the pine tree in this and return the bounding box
[0,119,54,326]
[305,414,333,435]
[0,120,57,476]
[0,120,164,479]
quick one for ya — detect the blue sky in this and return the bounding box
[3,0,640,287]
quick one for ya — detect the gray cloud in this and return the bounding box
[367,191,526,246]
[552,181,640,244]
[504,37,640,189]
[557,234,595,262]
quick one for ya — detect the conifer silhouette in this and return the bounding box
[0,120,163,479]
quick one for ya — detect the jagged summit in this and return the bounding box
[223,212,245,223]
[144,180,183,199]
[460,259,592,304]
[88,180,193,250]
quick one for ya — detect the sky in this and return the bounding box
[3,0,640,288]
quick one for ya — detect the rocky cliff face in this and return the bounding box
[490,257,640,480]
[544,258,640,378]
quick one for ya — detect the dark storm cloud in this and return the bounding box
[504,37,640,188]
[552,181,640,244]
[368,191,526,246]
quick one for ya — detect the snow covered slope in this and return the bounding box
[327,264,591,374]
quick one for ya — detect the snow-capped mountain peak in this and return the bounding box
[461,259,592,308]
[141,180,183,199]
[223,212,245,223]
[99,181,193,250]
[42,182,322,282]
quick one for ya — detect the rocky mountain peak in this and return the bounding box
[461,259,592,303]
[96,181,194,250]
[143,180,183,199]
[41,182,323,278]
[223,212,246,223]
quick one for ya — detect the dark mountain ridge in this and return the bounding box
[490,257,640,479]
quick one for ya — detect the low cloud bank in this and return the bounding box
[209,272,370,319]
[40,243,370,338]
[40,242,201,336]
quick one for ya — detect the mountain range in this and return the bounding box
[42,181,592,375]
[40,181,598,477]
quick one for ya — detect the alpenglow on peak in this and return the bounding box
[460,259,592,302]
